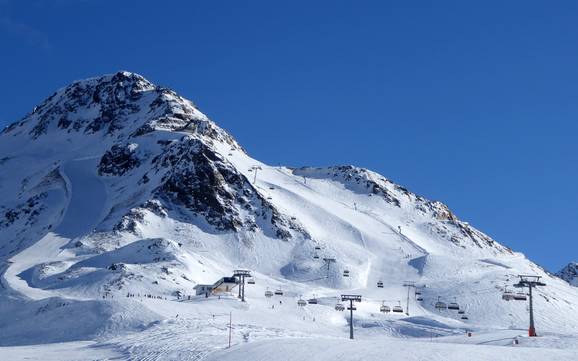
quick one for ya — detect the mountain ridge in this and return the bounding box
[1,71,577,348]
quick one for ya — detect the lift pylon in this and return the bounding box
[513,275,546,337]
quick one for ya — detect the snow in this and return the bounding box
[206,336,578,361]
[1,72,577,360]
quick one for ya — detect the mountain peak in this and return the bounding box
[558,262,578,286]
[1,71,239,151]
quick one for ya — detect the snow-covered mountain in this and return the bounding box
[1,72,577,359]
[558,262,578,286]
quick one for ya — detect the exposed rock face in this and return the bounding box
[98,144,141,176]
[150,136,296,238]
[2,71,240,149]
[557,262,578,286]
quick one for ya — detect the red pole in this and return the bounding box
[528,284,537,337]
[228,311,232,348]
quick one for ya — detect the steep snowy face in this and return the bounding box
[557,262,578,286]
[293,166,510,254]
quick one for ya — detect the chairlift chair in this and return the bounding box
[297,298,307,307]
[314,246,321,251]
[458,309,465,314]
[434,297,447,310]
[343,269,350,277]
[448,300,460,310]
[380,302,391,313]
[274,288,284,296]
[313,254,319,260]
[247,278,255,285]
[393,305,403,313]
[377,280,384,288]
[502,291,515,301]
[461,315,469,320]
[335,302,345,311]
[416,296,424,301]
[307,298,318,305]
[265,289,274,298]
[415,290,422,296]
[513,292,527,301]
[269,186,275,190]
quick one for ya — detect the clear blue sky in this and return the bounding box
[1,1,576,271]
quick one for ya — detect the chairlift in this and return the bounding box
[274,288,284,296]
[415,290,422,296]
[392,301,404,313]
[314,246,321,251]
[307,298,318,305]
[247,278,255,285]
[291,217,297,220]
[335,303,345,311]
[343,269,350,277]
[228,153,233,156]
[267,196,272,200]
[313,255,320,260]
[265,289,274,298]
[448,298,460,310]
[502,287,515,301]
[380,302,391,313]
[377,280,384,288]
[461,315,469,320]
[434,297,447,310]
[297,298,307,307]
[269,186,275,190]
[513,292,527,301]
[458,309,465,315]
[417,296,424,301]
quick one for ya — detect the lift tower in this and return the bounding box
[233,270,252,302]
[514,275,546,337]
[322,258,336,278]
[341,294,362,339]
[403,281,416,316]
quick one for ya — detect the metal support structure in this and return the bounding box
[513,275,546,337]
[233,270,252,302]
[341,294,362,339]
[402,281,417,316]
[250,166,262,184]
[322,258,336,278]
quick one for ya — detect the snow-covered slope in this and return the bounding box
[557,262,578,286]
[1,72,577,359]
